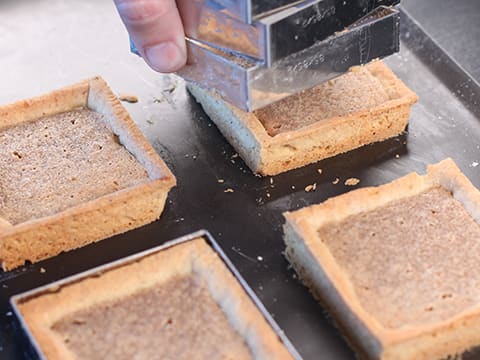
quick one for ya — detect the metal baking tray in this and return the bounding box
[10,230,301,360]
[1,1,480,359]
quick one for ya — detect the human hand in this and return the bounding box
[113,0,187,73]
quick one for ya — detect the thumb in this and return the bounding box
[114,0,187,73]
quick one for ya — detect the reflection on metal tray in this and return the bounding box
[1,1,480,360]
[11,230,301,360]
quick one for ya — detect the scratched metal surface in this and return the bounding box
[1,1,480,359]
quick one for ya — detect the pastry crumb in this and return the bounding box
[118,93,138,103]
[332,178,340,185]
[395,154,400,159]
[217,179,225,183]
[345,178,360,186]
[305,183,317,192]
[40,267,46,273]
[224,188,234,193]
[317,169,323,175]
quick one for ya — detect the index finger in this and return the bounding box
[114,0,187,73]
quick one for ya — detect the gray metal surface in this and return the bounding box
[403,0,480,83]
[0,1,480,360]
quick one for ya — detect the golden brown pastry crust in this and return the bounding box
[17,237,293,360]
[188,61,418,176]
[0,77,176,270]
[284,158,480,359]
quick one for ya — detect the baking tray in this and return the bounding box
[9,230,301,360]
[1,1,480,359]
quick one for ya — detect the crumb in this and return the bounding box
[146,119,154,125]
[257,256,263,261]
[266,192,271,198]
[291,185,296,190]
[270,178,274,184]
[192,155,197,160]
[305,183,317,192]
[217,179,225,183]
[5,312,12,317]
[332,178,340,185]
[162,85,176,94]
[471,161,479,168]
[317,169,323,175]
[40,267,46,273]
[345,178,360,186]
[231,153,239,159]
[395,154,400,159]
[224,188,234,193]
[118,93,139,103]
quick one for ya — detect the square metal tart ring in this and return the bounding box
[178,0,400,65]
[200,0,399,24]
[10,230,301,360]
[177,6,400,111]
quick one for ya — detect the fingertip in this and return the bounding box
[144,40,187,73]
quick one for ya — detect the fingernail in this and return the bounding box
[144,42,186,73]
